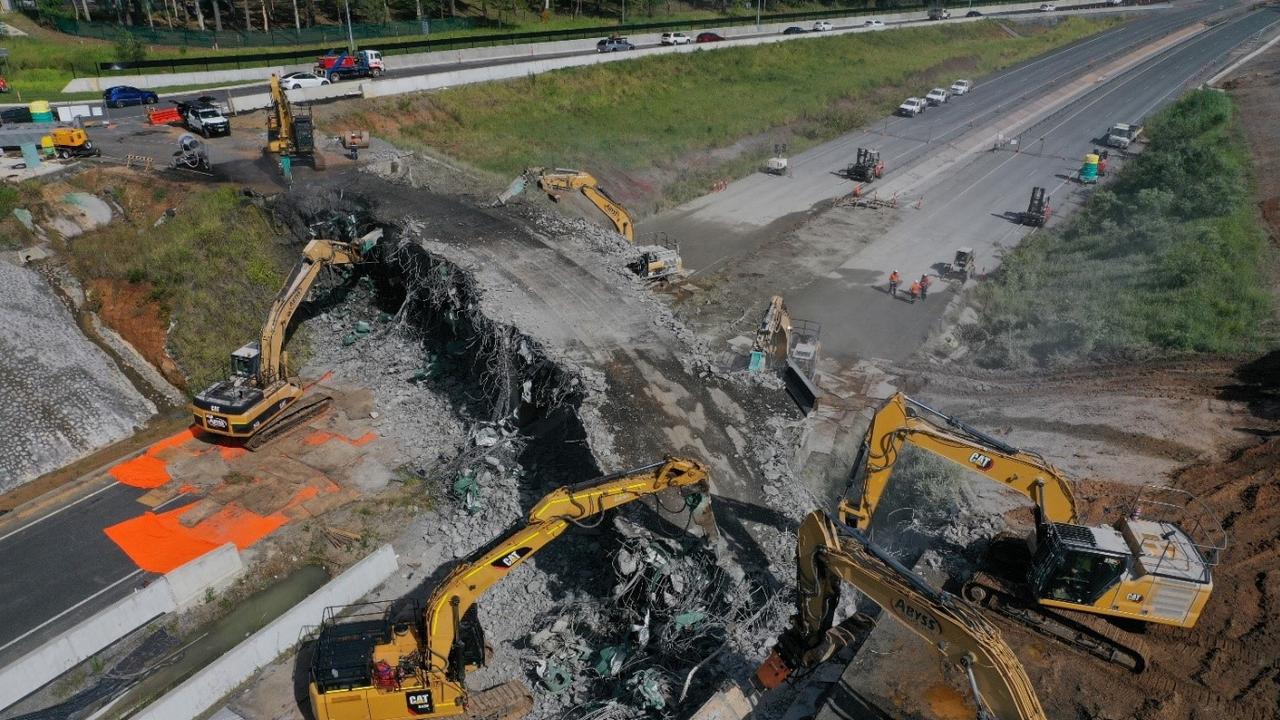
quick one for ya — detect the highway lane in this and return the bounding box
[97,6,1079,122]
[0,483,152,665]
[785,4,1280,364]
[649,0,1223,269]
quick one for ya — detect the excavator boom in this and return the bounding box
[760,511,1047,720]
[839,393,1077,530]
[534,168,635,242]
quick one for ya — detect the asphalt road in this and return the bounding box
[0,483,169,665]
[648,0,1224,264]
[97,6,1065,121]
[786,4,1279,364]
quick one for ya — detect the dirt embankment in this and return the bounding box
[1224,41,1280,250]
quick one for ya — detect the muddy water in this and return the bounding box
[120,566,329,710]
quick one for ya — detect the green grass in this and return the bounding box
[963,89,1274,369]
[65,184,297,390]
[332,16,1118,208]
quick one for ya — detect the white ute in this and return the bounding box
[925,87,950,105]
[898,97,927,117]
[950,79,972,95]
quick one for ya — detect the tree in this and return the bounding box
[114,29,148,62]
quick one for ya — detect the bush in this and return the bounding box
[113,30,148,64]
[967,90,1272,368]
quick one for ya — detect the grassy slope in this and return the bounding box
[964,89,1274,368]
[64,182,295,390]
[331,16,1116,207]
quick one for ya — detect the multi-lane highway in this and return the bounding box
[648,0,1277,363]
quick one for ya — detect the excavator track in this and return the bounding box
[962,576,1147,674]
[464,680,535,720]
[245,394,332,451]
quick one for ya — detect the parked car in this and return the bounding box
[864,19,885,28]
[1039,3,1056,10]
[898,97,927,117]
[925,87,950,105]
[695,32,725,43]
[782,26,807,35]
[965,10,982,16]
[661,32,692,45]
[103,86,159,108]
[812,20,833,31]
[950,78,973,95]
[0,106,31,124]
[279,71,331,89]
[596,37,636,52]
[177,98,231,137]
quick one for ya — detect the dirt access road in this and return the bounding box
[650,1,1279,366]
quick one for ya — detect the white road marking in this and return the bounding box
[0,569,144,654]
[0,481,122,544]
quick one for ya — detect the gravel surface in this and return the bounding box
[0,258,155,492]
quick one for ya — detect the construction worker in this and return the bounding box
[1098,149,1109,176]
[888,270,901,297]
[919,274,931,300]
[908,280,921,304]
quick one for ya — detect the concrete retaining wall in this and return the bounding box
[131,544,399,720]
[63,2,1052,93]
[0,543,244,712]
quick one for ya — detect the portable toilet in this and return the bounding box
[1080,152,1099,184]
[29,100,54,123]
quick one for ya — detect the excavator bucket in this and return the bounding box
[784,359,820,415]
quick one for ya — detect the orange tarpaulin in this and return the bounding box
[109,427,201,489]
[105,501,287,573]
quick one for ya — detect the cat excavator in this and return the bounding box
[267,73,323,168]
[307,457,717,720]
[533,168,634,242]
[189,233,378,447]
[839,392,1226,672]
[756,510,1047,720]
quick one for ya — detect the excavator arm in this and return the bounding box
[258,237,368,384]
[424,457,714,692]
[759,511,1047,720]
[534,168,635,242]
[839,393,1077,531]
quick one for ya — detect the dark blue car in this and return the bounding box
[103,86,159,108]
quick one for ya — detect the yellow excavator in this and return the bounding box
[839,392,1226,671]
[267,73,323,168]
[757,510,1047,720]
[307,457,717,720]
[189,234,377,447]
[533,168,634,242]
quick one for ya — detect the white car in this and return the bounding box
[1039,3,1056,10]
[660,32,692,45]
[280,71,331,89]
[950,79,972,95]
[864,19,885,28]
[813,20,833,31]
[925,87,950,105]
[898,97,927,117]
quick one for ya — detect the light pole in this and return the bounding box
[756,0,761,30]
[344,0,355,51]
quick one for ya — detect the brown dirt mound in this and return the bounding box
[88,279,184,388]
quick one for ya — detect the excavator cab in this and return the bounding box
[230,342,262,378]
[1029,523,1130,607]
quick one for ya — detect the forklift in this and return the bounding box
[1018,186,1051,227]
[844,147,885,182]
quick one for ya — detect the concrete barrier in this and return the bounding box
[0,543,244,712]
[62,2,1053,93]
[131,544,399,720]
